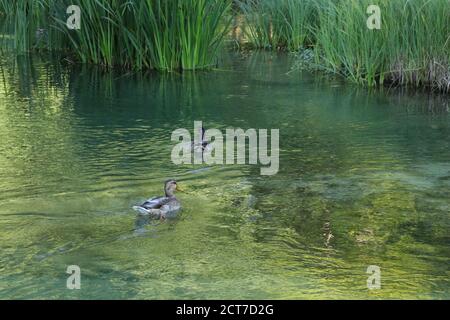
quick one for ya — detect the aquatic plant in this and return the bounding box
[237,0,316,50]
[310,0,450,91]
[0,0,232,71]
[1,0,449,91]
[0,0,67,52]
[238,0,449,92]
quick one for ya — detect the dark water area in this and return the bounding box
[0,52,449,299]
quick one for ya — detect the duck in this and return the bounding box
[132,180,182,220]
[178,126,211,161]
[192,127,209,151]
[192,126,210,152]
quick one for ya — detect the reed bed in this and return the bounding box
[0,0,232,71]
[239,0,449,92]
[311,0,450,91]
[237,0,316,50]
[1,0,449,91]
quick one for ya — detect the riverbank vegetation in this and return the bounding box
[0,0,231,70]
[0,0,448,92]
[240,0,449,92]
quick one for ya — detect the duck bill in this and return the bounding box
[176,185,185,193]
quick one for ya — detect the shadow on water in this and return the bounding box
[0,52,449,299]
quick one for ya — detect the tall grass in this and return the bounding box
[0,0,68,52]
[238,0,316,50]
[0,0,232,71]
[239,0,449,92]
[1,0,449,91]
[311,0,450,91]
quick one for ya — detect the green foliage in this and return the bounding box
[1,0,449,90]
[0,0,232,71]
[239,0,450,92]
[310,0,450,91]
[238,0,316,50]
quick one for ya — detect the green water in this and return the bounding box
[0,53,449,299]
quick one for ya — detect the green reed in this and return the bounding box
[237,0,316,50]
[0,0,232,71]
[1,0,449,91]
[311,0,450,91]
[239,0,449,92]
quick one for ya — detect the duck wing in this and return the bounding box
[132,196,171,216]
[140,196,171,210]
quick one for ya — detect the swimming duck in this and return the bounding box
[192,126,210,152]
[132,180,182,219]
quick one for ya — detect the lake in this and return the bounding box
[0,52,449,299]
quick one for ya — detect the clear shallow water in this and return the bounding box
[0,52,449,299]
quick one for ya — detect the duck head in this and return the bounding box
[164,179,182,197]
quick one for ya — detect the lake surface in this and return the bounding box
[0,52,449,299]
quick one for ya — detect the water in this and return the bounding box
[0,52,449,299]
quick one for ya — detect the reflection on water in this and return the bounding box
[0,52,449,299]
